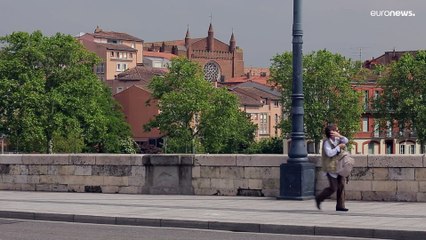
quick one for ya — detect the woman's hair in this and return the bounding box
[325,124,337,138]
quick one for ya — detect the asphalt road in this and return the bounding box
[0,218,390,240]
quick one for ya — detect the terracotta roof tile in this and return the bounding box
[144,51,178,60]
[115,65,167,88]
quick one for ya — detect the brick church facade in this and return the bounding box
[144,23,244,82]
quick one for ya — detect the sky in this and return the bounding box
[1,0,425,67]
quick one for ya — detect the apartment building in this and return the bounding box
[77,26,144,81]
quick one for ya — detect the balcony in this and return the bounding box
[371,130,418,140]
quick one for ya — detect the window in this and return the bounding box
[96,63,105,73]
[368,142,375,154]
[362,117,369,132]
[373,122,379,137]
[129,53,133,58]
[399,144,405,154]
[408,144,415,154]
[116,63,121,71]
[275,114,279,124]
[123,63,127,70]
[203,61,221,82]
[386,121,392,137]
[251,113,258,120]
[111,52,114,57]
[273,101,279,107]
[363,90,369,110]
[259,113,268,135]
[131,43,135,48]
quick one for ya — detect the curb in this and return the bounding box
[0,211,425,240]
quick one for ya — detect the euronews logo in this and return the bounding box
[370,10,416,17]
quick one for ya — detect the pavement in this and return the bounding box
[0,191,425,240]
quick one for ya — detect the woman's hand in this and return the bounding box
[331,130,342,138]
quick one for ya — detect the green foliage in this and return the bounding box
[245,137,283,154]
[270,50,362,152]
[0,31,135,153]
[375,51,426,148]
[145,57,256,153]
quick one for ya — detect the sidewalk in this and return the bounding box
[0,191,425,240]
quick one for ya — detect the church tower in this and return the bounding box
[229,32,236,52]
[185,26,192,59]
[207,23,214,52]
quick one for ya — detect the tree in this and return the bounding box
[375,51,426,153]
[145,57,256,153]
[0,31,136,153]
[270,50,362,153]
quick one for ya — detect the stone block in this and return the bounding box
[373,168,388,180]
[51,184,69,192]
[368,155,423,167]
[397,181,419,192]
[47,165,59,175]
[131,166,145,177]
[192,178,211,189]
[28,165,48,175]
[345,191,361,200]
[9,165,28,175]
[22,154,69,165]
[211,178,234,189]
[372,181,396,192]
[58,166,75,175]
[39,175,62,184]
[236,154,286,167]
[353,155,368,167]
[19,183,36,191]
[119,186,142,194]
[346,180,372,191]
[262,178,279,189]
[308,155,321,167]
[103,176,128,186]
[67,184,85,192]
[219,167,244,179]
[36,184,52,191]
[415,168,426,180]
[362,191,396,201]
[95,154,142,165]
[262,189,278,197]
[102,186,119,193]
[92,165,131,177]
[149,155,180,165]
[396,192,417,201]
[70,154,96,165]
[419,181,426,192]
[74,166,92,176]
[248,179,263,189]
[244,167,279,179]
[0,155,23,164]
[194,154,236,166]
[192,166,200,178]
[233,179,248,189]
[200,166,220,178]
[194,188,216,195]
[389,168,415,180]
[128,176,144,186]
[417,192,426,201]
[350,167,373,180]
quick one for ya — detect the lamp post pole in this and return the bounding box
[278,0,315,200]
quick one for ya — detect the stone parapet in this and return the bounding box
[0,154,425,202]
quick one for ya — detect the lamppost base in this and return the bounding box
[277,161,315,200]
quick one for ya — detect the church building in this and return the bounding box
[143,24,244,82]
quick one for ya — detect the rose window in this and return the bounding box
[203,61,221,82]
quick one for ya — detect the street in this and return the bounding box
[0,218,389,240]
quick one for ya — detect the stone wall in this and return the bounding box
[0,154,425,202]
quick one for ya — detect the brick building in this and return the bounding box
[144,24,244,82]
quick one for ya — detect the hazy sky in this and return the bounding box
[1,0,425,67]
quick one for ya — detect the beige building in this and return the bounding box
[229,81,282,140]
[77,26,144,81]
